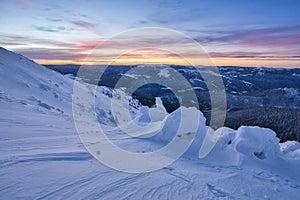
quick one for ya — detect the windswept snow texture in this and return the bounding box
[1,47,300,199]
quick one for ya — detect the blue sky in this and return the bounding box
[0,0,300,67]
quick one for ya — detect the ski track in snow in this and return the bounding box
[1,134,300,199]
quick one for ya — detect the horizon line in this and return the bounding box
[40,62,300,69]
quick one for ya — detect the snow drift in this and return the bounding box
[137,99,300,169]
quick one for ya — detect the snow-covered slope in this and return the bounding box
[0,47,75,139]
[1,47,300,199]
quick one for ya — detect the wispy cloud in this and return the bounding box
[72,21,96,30]
[0,34,74,49]
[75,40,116,52]
[195,26,300,49]
[15,48,86,61]
[46,18,63,22]
[210,52,300,59]
[33,25,68,33]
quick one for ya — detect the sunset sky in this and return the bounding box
[0,0,300,68]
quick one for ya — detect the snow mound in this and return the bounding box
[280,141,300,160]
[199,126,282,166]
[234,126,280,161]
[134,101,300,171]
[158,68,170,78]
[135,97,168,123]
